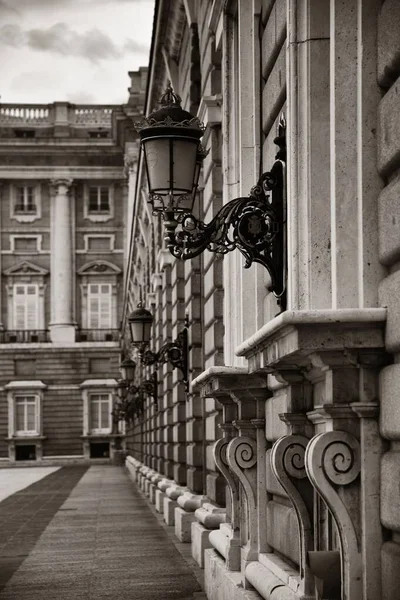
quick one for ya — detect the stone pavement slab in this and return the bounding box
[0,465,204,600]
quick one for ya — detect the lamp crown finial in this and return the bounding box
[160,82,182,108]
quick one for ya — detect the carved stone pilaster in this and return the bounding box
[305,430,362,600]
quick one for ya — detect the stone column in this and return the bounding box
[49,179,75,342]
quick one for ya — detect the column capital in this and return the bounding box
[49,178,73,196]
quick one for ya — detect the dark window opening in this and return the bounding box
[15,445,36,461]
[15,185,36,214]
[89,131,109,138]
[88,186,110,213]
[90,442,110,458]
[14,130,35,138]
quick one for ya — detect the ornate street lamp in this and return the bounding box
[135,83,287,305]
[127,305,189,391]
[119,358,136,381]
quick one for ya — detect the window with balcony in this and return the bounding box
[13,284,39,330]
[88,283,112,329]
[4,261,48,340]
[89,393,112,434]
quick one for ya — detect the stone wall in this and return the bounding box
[0,346,120,459]
[377,1,400,597]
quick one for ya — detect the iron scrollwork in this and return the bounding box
[115,372,158,422]
[162,118,287,305]
[140,316,189,391]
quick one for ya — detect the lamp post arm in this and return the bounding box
[163,160,286,300]
[140,320,189,391]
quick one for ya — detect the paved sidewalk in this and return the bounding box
[0,467,60,502]
[0,465,204,600]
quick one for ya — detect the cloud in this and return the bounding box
[0,1,20,16]
[0,22,150,62]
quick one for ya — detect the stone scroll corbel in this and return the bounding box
[305,431,362,600]
[271,434,314,598]
[227,435,258,562]
[213,434,240,531]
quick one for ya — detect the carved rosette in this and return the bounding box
[305,431,362,600]
[271,435,313,592]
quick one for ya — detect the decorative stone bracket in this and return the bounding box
[271,434,314,598]
[227,434,259,563]
[305,430,362,600]
[213,435,240,531]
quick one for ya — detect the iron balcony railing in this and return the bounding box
[76,329,120,342]
[0,330,50,343]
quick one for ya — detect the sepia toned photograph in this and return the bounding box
[0,1,398,599]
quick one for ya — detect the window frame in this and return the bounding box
[89,392,112,434]
[84,234,114,253]
[87,282,112,329]
[10,183,41,223]
[14,394,39,436]
[5,381,46,440]
[83,183,114,222]
[12,282,40,330]
[9,234,42,254]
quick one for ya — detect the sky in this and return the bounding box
[0,0,155,105]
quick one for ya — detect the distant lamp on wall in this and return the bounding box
[127,303,189,391]
[119,358,136,381]
[135,82,287,305]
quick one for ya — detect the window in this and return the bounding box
[15,395,38,436]
[88,283,112,329]
[14,130,35,138]
[88,187,110,213]
[90,393,111,433]
[13,284,38,330]
[89,131,109,139]
[15,186,36,214]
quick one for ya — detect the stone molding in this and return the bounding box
[235,308,387,371]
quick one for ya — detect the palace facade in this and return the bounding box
[0,68,146,464]
[123,1,400,600]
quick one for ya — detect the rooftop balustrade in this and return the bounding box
[0,102,119,129]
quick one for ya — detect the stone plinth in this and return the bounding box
[164,496,178,526]
[192,521,213,568]
[175,507,197,543]
[192,503,227,567]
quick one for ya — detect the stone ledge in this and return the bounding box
[234,309,387,373]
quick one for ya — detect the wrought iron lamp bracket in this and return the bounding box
[139,318,189,391]
[162,120,287,305]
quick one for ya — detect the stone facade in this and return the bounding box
[0,70,146,465]
[122,1,400,599]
